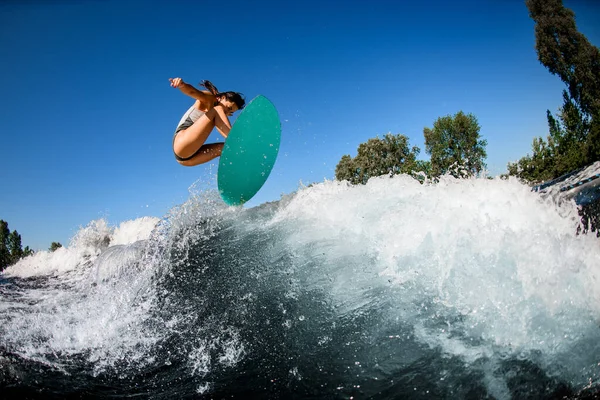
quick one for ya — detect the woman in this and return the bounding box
[170,78,245,166]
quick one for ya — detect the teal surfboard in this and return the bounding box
[218,95,281,205]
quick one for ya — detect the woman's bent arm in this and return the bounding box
[212,105,233,137]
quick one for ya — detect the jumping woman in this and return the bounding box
[170,78,245,166]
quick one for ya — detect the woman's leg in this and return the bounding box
[173,107,222,160]
[177,143,224,167]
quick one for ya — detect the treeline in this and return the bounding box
[334,111,487,184]
[335,0,598,188]
[0,219,62,272]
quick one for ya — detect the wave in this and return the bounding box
[1,175,599,399]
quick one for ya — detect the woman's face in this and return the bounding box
[219,98,239,116]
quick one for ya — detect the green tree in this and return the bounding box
[334,133,422,185]
[423,111,487,178]
[587,115,600,163]
[508,101,590,183]
[335,155,355,182]
[0,220,35,270]
[0,220,10,271]
[506,135,555,183]
[49,242,63,252]
[22,246,34,258]
[414,160,432,180]
[512,0,600,183]
[8,230,23,264]
[526,0,600,118]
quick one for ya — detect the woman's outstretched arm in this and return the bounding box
[169,77,212,102]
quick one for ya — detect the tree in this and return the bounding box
[49,242,63,252]
[586,115,600,163]
[335,155,355,182]
[423,111,487,178]
[334,133,422,185]
[506,134,555,183]
[507,100,590,183]
[512,0,600,183]
[0,220,10,271]
[526,0,600,118]
[8,230,23,264]
[0,220,36,271]
[22,246,34,257]
[414,160,432,181]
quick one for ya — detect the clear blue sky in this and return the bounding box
[1,0,599,251]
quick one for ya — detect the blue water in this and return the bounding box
[1,175,599,399]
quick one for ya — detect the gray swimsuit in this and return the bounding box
[173,105,206,161]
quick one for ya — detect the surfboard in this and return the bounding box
[218,95,281,206]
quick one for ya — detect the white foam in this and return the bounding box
[274,174,600,388]
[0,217,163,374]
[1,176,598,390]
[110,216,160,246]
[3,219,111,278]
[4,217,159,278]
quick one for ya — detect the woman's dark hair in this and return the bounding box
[200,80,245,110]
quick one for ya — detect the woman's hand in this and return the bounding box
[169,77,184,88]
[170,78,210,102]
